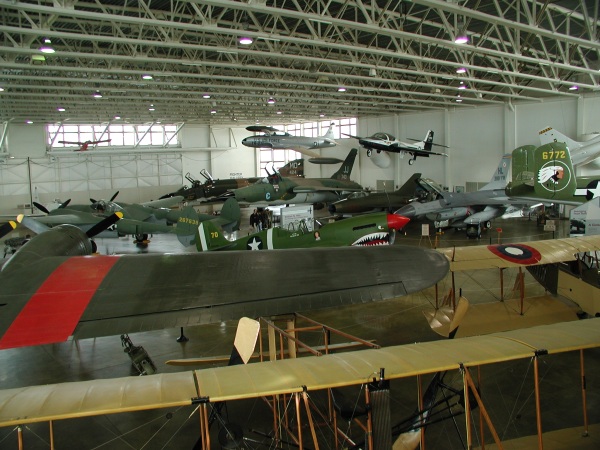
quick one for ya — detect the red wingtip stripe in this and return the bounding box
[0,256,120,349]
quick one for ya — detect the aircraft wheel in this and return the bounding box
[409,159,415,165]
[135,233,148,243]
[367,149,372,157]
[485,221,491,229]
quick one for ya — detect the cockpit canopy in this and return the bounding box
[370,132,395,141]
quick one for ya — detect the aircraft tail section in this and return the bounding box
[395,173,422,195]
[219,197,241,232]
[279,158,304,178]
[532,142,577,200]
[322,122,336,140]
[539,126,581,149]
[480,154,511,190]
[331,148,358,180]
[176,206,201,246]
[423,130,434,151]
[228,317,261,365]
[195,219,234,251]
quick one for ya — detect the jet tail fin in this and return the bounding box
[423,130,434,151]
[539,126,581,149]
[395,173,422,194]
[195,219,234,251]
[480,154,511,190]
[279,158,304,177]
[322,122,336,140]
[331,148,358,180]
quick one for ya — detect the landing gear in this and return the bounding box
[134,233,148,244]
[408,158,415,165]
[367,148,372,157]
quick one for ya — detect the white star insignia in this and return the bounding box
[247,237,262,250]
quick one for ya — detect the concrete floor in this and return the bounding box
[0,210,599,449]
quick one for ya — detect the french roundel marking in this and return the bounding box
[487,244,542,265]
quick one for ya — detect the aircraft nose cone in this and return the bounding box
[387,213,410,230]
[395,204,416,218]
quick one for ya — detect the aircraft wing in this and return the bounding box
[437,235,600,271]
[0,245,449,349]
[289,146,322,159]
[29,212,102,226]
[140,196,183,208]
[0,319,597,426]
[292,186,364,193]
[392,145,448,158]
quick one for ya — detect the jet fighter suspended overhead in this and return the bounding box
[242,123,343,164]
[57,139,111,151]
[344,130,449,167]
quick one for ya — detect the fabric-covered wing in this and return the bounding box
[437,235,600,271]
[0,319,597,426]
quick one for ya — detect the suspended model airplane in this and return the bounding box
[344,130,449,168]
[538,126,600,167]
[242,123,343,164]
[228,148,363,205]
[58,139,111,151]
[195,212,409,251]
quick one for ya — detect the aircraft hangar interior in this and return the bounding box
[1,2,600,449]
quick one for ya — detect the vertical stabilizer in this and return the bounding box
[480,154,511,190]
[331,148,358,180]
[176,206,200,246]
[395,173,422,194]
[195,220,233,251]
[539,126,582,149]
[423,130,434,151]
[279,158,304,177]
[533,142,577,200]
[322,122,336,140]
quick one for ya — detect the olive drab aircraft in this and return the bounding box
[328,173,443,215]
[228,148,363,206]
[242,123,343,164]
[0,219,448,349]
[343,130,449,168]
[506,142,600,205]
[538,126,600,167]
[195,212,410,251]
[22,195,241,245]
[160,159,305,202]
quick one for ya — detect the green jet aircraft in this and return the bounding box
[229,148,363,205]
[195,212,409,251]
[506,142,600,205]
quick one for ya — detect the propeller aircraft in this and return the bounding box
[344,130,449,167]
[242,123,343,164]
[228,148,363,205]
[58,139,111,151]
[506,142,600,205]
[25,195,241,245]
[160,159,305,202]
[195,212,410,251]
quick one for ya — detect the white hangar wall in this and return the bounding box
[359,93,600,191]
[1,93,599,214]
